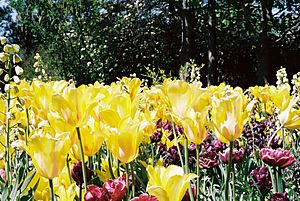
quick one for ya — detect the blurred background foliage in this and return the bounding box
[0,0,299,87]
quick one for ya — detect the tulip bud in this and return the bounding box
[71,161,93,186]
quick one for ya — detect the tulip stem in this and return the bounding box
[282,128,285,149]
[269,166,278,193]
[225,141,234,201]
[196,144,200,201]
[184,138,195,201]
[171,118,184,167]
[131,162,135,197]
[49,179,55,201]
[125,163,130,200]
[108,150,115,179]
[232,164,236,201]
[25,108,30,169]
[76,127,88,192]
[66,155,72,185]
[277,168,284,193]
[117,159,120,177]
[5,58,12,192]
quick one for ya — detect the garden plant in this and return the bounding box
[0,39,299,201]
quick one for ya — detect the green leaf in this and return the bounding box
[19,171,37,193]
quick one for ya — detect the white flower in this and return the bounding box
[15,66,24,75]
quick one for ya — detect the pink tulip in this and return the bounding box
[84,185,109,201]
[131,193,158,201]
[260,148,295,168]
[220,148,244,164]
[103,175,127,201]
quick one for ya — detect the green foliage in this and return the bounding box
[3,0,300,86]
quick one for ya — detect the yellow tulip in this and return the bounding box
[269,84,291,111]
[181,107,209,144]
[12,127,71,179]
[248,85,271,104]
[162,80,196,117]
[117,77,142,100]
[76,118,104,156]
[146,164,197,201]
[277,96,300,129]
[211,88,253,144]
[104,117,143,164]
[269,84,300,129]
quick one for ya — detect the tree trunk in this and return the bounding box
[207,0,217,85]
[178,0,196,81]
[258,0,273,84]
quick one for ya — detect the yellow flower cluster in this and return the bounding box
[0,76,300,200]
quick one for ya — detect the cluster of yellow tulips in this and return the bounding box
[1,40,300,201]
[0,73,297,200]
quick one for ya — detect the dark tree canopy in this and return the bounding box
[1,0,299,87]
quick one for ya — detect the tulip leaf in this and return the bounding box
[19,171,37,193]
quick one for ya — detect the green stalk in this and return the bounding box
[196,144,200,201]
[269,166,278,193]
[277,168,284,193]
[79,184,82,201]
[225,141,234,201]
[97,147,102,170]
[49,179,55,201]
[5,58,12,193]
[184,138,195,201]
[232,163,236,201]
[66,155,72,185]
[282,128,285,149]
[117,159,120,177]
[25,108,30,169]
[171,118,184,167]
[125,163,130,200]
[130,162,135,197]
[76,127,88,192]
[108,150,115,179]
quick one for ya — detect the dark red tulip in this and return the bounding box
[249,166,272,191]
[71,161,93,185]
[199,151,218,169]
[270,192,288,201]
